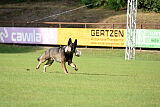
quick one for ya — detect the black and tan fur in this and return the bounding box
[36,38,78,74]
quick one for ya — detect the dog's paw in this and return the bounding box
[36,66,40,70]
[75,68,78,71]
[65,72,69,74]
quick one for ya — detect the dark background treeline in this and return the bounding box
[0,0,160,12]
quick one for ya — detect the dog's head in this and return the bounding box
[65,38,77,54]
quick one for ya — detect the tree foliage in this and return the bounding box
[1,0,159,12]
[81,0,160,12]
[138,0,160,12]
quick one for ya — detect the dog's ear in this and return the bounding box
[72,39,77,52]
[68,38,72,45]
[74,39,77,47]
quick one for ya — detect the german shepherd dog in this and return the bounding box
[36,38,78,74]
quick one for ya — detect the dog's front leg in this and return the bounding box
[61,61,68,74]
[69,62,78,71]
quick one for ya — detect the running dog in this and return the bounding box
[36,38,79,74]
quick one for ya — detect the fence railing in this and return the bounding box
[0,21,160,29]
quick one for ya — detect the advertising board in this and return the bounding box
[0,27,57,45]
[136,29,160,48]
[58,28,125,47]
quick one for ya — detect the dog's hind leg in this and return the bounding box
[36,62,42,69]
[43,59,54,72]
[36,59,47,70]
[36,56,47,70]
[36,50,50,70]
[36,59,46,69]
[43,65,50,73]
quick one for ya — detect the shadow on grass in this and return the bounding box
[48,71,129,77]
[0,44,42,53]
[71,72,129,77]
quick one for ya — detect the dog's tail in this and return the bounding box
[37,57,40,61]
[37,50,50,62]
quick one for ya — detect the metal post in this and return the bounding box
[125,0,137,60]
[59,24,61,28]
[85,24,87,28]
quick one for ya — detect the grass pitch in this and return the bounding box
[0,45,160,107]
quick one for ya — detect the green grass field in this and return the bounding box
[0,44,160,107]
